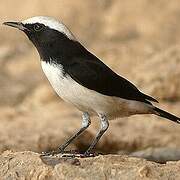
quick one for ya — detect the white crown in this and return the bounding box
[22,16,76,40]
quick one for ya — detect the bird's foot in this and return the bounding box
[41,149,81,158]
[41,149,100,158]
[80,151,100,158]
[41,150,61,157]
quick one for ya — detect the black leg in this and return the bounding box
[84,114,109,156]
[58,112,91,153]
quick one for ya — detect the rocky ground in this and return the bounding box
[0,0,180,179]
[1,151,180,180]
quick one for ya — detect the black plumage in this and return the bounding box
[65,56,158,104]
[25,25,158,104]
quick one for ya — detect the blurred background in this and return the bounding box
[0,0,180,162]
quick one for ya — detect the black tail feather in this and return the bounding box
[154,107,180,124]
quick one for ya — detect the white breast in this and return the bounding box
[41,61,152,119]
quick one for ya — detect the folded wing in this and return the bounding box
[65,54,158,105]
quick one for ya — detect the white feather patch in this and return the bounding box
[22,16,76,40]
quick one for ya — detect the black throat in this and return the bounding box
[25,27,92,66]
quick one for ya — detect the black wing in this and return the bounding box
[65,54,158,104]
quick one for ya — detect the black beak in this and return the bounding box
[3,21,27,31]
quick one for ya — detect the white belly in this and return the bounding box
[41,61,152,119]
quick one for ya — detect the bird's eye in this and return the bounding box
[33,24,44,32]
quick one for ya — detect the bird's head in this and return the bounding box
[3,16,78,60]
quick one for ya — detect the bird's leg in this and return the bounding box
[84,114,109,156]
[42,112,90,156]
[57,112,91,154]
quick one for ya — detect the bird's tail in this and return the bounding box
[153,107,180,124]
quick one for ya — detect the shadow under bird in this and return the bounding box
[3,16,180,157]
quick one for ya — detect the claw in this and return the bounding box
[41,150,58,156]
[82,151,100,158]
[41,149,100,158]
[40,149,81,157]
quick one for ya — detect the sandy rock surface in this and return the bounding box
[0,0,180,179]
[1,151,180,180]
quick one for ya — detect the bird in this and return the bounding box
[3,16,180,156]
